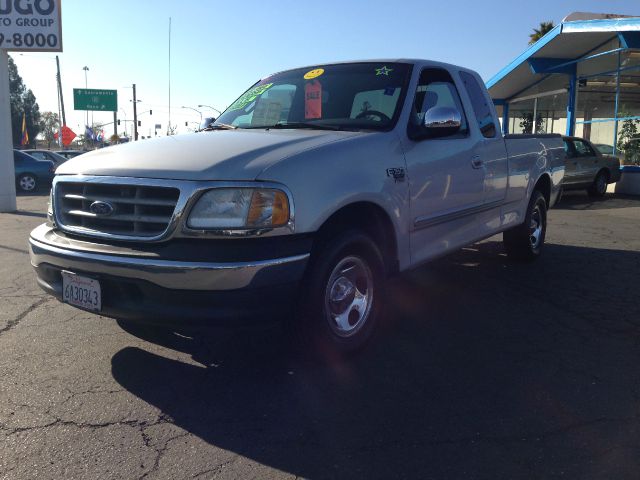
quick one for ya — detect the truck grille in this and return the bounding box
[55,182,180,238]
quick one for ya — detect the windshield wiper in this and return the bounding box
[203,123,237,131]
[267,122,342,131]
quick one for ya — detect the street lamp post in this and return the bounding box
[132,84,139,141]
[119,108,128,138]
[198,104,222,116]
[181,106,202,123]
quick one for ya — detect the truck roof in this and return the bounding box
[264,59,480,80]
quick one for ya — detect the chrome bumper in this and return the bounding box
[29,224,309,291]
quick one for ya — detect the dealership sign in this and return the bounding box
[0,0,62,52]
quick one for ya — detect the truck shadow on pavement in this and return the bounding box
[112,241,640,479]
[9,210,47,219]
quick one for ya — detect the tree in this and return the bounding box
[8,55,41,147]
[39,112,60,149]
[529,21,555,45]
[616,117,640,165]
[519,112,546,134]
[109,134,120,144]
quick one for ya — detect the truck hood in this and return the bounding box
[55,129,363,181]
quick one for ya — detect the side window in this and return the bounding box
[583,141,596,156]
[29,152,47,161]
[459,71,497,138]
[572,140,595,157]
[410,68,468,136]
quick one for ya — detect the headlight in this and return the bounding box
[187,188,290,230]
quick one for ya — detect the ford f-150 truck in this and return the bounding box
[29,60,565,354]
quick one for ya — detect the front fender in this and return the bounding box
[256,131,412,270]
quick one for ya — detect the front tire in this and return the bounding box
[504,191,547,261]
[296,230,385,357]
[588,170,608,197]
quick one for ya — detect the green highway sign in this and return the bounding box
[73,89,118,112]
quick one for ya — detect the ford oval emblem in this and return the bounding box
[89,201,114,216]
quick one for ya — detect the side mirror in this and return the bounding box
[423,106,462,138]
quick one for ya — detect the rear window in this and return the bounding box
[459,71,497,138]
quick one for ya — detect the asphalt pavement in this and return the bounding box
[1,191,640,479]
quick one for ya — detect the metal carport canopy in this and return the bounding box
[487,17,640,102]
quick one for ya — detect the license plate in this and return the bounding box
[61,271,102,312]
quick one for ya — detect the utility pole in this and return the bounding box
[56,56,66,126]
[56,65,63,147]
[132,84,138,141]
[113,112,117,138]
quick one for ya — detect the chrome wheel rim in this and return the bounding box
[324,255,373,338]
[20,175,36,191]
[529,205,543,250]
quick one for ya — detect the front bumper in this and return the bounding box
[29,224,310,325]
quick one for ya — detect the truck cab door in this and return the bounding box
[402,67,485,265]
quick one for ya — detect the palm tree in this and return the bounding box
[529,21,555,45]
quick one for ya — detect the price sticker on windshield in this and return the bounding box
[304,81,322,119]
[0,0,63,52]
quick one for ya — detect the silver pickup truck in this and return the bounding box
[29,60,565,354]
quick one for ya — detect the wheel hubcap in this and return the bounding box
[20,176,35,191]
[529,206,543,250]
[597,175,606,193]
[325,256,373,338]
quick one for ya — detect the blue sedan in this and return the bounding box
[14,150,55,193]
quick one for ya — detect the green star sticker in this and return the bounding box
[375,66,393,76]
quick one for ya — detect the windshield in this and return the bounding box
[214,62,412,131]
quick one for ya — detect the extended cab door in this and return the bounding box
[403,67,485,264]
[458,70,508,205]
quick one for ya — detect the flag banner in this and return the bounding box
[21,113,29,146]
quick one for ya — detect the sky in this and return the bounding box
[9,0,640,140]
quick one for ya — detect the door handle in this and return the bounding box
[471,155,483,169]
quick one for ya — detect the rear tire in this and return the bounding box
[504,190,547,262]
[587,170,608,197]
[295,229,385,358]
[17,173,38,193]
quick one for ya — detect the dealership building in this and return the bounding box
[488,12,640,159]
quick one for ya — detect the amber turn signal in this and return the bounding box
[247,189,290,227]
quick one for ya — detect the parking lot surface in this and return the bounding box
[1,192,640,479]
